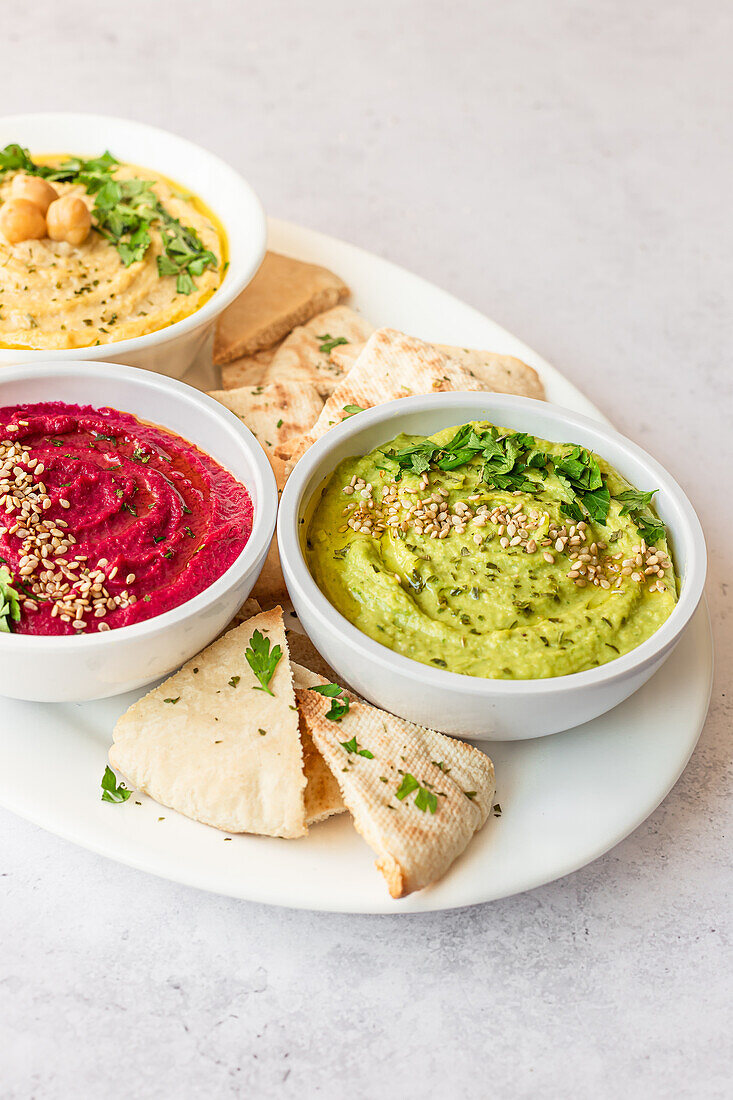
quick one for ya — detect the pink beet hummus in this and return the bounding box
[0,401,253,635]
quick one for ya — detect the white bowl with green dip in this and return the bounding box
[278,393,706,740]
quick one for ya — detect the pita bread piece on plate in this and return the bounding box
[214,251,349,365]
[297,688,496,898]
[208,381,324,608]
[220,345,281,391]
[261,306,374,396]
[209,379,324,454]
[275,328,487,464]
[109,608,308,838]
[330,340,544,401]
[436,345,544,400]
[292,662,346,824]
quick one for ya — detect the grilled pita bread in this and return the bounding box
[220,346,281,391]
[208,381,323,608]
[261,306,374,396]
[214,252,349,365]
[109,608,307,838]
[208,380,323,453]
[292,662,346,824]
[297,689,495,897]
[437,345,543,399]
[275,328,487,464]
[331,339,543,399]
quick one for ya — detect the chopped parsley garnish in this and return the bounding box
[101,765,131,803]
[0,566,21,633]
[395,773,438,813]
[340,736,374,759]
[616,488,665,544]
[342,404,365,418]
[228,675,240,688]
[245,630,282,695]
[317,333,349,355]
[163,697,180,704]
[309,682,350,721]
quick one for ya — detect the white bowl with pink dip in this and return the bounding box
[0,362,276,701]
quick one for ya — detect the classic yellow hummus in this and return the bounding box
[0,156,224,349]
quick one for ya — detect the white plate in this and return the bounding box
[0,218,713,913]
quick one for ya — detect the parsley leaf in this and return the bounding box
[101,765,132,803]
[317,333,349,355]
[340,735,374,759]
[0,566,21,634]
[342,405,365,418]
[395,773,438,813]
[309,682,350,721]
[615,488,665,544]
[617,488,658,514]
[245,630,282,695]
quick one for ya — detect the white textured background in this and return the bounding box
[2,2,731,1097]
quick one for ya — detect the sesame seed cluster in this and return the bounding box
[340,472,670,595]
[0,428,136,632]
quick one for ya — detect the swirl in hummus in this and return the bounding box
[0,402,252,635]
[306,420,678,680]
[0,146,224,349]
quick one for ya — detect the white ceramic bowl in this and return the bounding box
[0,113,266,377]
[278,393,706,740]
[0,362,277,701]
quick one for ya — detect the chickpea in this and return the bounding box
[11,173,58,214]
[46,194,92,246]
[0,198,47,244]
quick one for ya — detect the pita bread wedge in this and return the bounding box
[297,689,495,897]
[436,345,544,399]
[109,608,308,838]
[214,252,349,365]
[292,662,346,824]
[220,346,281,390]
[329,340,365,373]
[261,306,374,396]
[275,328,486,464]
[209,380,324,453]
[207,382,323,609]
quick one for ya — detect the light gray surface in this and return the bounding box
[1,2,731,1097]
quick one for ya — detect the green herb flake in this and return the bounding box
[309,682,350,721]
[340,736,374,759]
[317,333,349,355]
[101,765,131,803]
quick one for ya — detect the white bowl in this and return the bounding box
[0,362,277,701]
[278,393,706,740]
[0,113,266,378]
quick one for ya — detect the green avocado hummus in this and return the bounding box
[305,420,678,680]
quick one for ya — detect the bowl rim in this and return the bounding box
[0,112,267,357]
[278,391,707,695]
[0,360,277,648]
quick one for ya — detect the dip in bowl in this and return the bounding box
[278,394,706,740]
[0,363,277,701]
[0,114,266,378]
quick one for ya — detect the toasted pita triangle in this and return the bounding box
[436,345,543,399]
[214,252,349,365]
[330,339,543,401]
[292,662,346,824]
[109,608,307,838]
[275,328,486,463]
[261,306,374,396]
[208,380,323,452]
[208,381,323,609]
[220,345,281,391]
[297,689,495,897]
